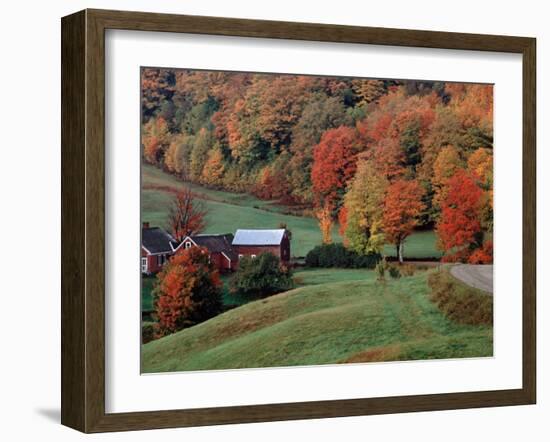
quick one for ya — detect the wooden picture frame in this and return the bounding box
[61,8,536,433]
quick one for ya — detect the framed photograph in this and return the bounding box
[61,9,536,433]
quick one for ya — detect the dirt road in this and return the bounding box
[450,264,493,294]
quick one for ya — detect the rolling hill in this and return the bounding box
[141,270,492,373]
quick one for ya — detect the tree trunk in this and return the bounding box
[398,241,404,264]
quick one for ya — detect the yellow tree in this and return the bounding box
[343,159,388,254]
[142,117,170,164]
[200,147,225,187]
[431,145,463,212]
[316,203,333,244]
[467,147,493,188]
[351,79,386,105]
[468,147,493,232]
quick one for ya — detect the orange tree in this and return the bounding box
[311,125,360,217]
[154,246,222,337]
[383,179,425,263]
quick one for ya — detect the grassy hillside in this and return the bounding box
[143,268,378,313]
[141,164,442,259]
[293,268,377,287]
[141,270,492,372]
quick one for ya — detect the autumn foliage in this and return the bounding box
[142,68,493,263]
[311,126,360,211]
[316,203,333,244]
[154,246,222,337]
[468,240,493,264]
[383,180,425,262]
[437,170,483,262]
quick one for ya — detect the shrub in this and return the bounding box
[427,270,493,325]
[305,243,381,269]
[231,252,293,299]
[375,260,386,281]
[400,263,416,277]
[388,265,401,279]
[142,322,156,344]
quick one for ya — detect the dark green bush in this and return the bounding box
[375,259,386,281]
[231,252,293,299]
[142,321,156,344]
[305,243,381,269]
[388,265,401,279]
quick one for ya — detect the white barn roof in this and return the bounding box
[232,229,285,246]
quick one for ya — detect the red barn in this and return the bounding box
[141,222,182,274]
[180,234,238,273]
[232,229,290,264]
[141,225,291,274]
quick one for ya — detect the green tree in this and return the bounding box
[189,128,215,181]
[231,253,293,299]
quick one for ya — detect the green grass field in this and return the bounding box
[141,164,442,259]
[293,268,377,287]
[141,269,492,372]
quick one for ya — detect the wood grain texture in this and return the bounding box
[61,10,86,431]
[522,38,537,403]
[61,8,537,433]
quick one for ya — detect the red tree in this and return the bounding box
[154,246,222,337]
[168,188,208,241]
[468,240,493,264]
[311,126,360,212]
[383,179,425,263]
[436,169,483,261]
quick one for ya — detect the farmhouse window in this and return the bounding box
[251,254,257,259]
[185,242,191,249]
[141,257,147,273]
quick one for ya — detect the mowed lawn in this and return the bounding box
[141,270,492,372]
[141,164,442,259]
[293,268,377,287]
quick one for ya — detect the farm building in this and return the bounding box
[142,224,291,274]
[232,229,290,264]
[141,222,182,274]
[180,234,238,272]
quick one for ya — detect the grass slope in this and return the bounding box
[142,268,378,313]
[141,164,442,259]
[293,268,377,287]
[141,270,492,372]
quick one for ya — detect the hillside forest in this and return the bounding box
[141,68,493,263]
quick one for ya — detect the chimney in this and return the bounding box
[142,222,150,229]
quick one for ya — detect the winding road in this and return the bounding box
[450,264,493,294]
